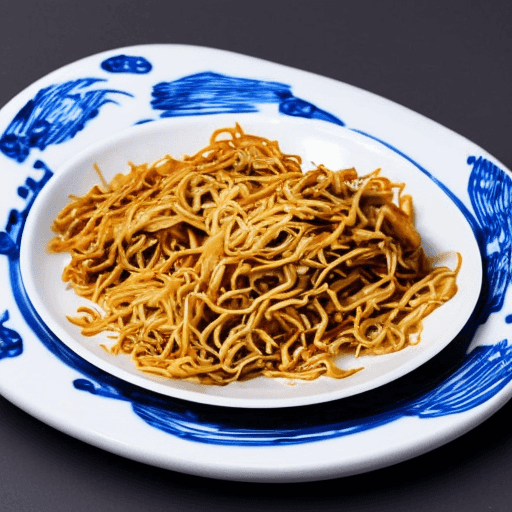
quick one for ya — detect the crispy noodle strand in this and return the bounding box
[48,124,460,385]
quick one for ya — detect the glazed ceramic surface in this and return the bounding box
[1,44,511,482]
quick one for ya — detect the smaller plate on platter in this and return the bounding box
[20,113,481,408]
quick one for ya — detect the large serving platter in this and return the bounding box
[0,44,511,482]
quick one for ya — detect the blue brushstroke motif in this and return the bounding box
[408,341,512,417]
[150,72,344,125]
[0,78,132,163]
[0,160,53,258]
[1,115,510,445]
[70,340,512,446]
[467,155,512,321]
[0,231,17,258]
[101,54,152,74]
[134,118,154,125]
[0,310,22,359]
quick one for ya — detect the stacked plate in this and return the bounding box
[0,45,510,482]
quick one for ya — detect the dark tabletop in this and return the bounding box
[1,1,512,510]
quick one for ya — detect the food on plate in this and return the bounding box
[48,124,460,384]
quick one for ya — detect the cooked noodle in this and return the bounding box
[48,124,460,384]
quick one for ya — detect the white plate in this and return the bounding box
[1,44,511,482]
[20,114,480,408]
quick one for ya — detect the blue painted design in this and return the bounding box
[68,341,512,446]
[101,54,152,74]
[407,341,512,417]
[150,72,344,125]
[0,231,17,258]
[73,378,128,400]
[134,118,154,125]
[0,79,132,163]
[0,310,23,359]
[0,160,53,258]
[467,156,512,321]
[506,315,512,324]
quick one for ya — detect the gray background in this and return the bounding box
[1,1,512,510]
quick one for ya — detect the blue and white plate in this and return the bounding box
[1,44,511,482]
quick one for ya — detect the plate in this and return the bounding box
[20,113,480,408]
[1,44,512,482]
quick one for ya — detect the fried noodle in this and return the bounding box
[48,124,460,384]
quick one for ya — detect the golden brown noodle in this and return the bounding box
[48,124,460,385]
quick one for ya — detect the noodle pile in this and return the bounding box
[48,124,460,384]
